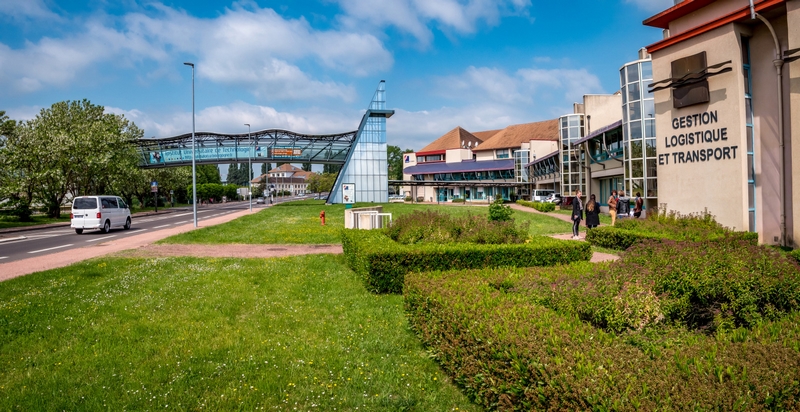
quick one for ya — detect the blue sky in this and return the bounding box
[1,0,671,157]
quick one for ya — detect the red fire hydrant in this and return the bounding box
[320,210,326,226]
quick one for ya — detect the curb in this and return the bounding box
[0,209,184,235]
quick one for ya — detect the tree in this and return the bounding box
[388,145,413,194]
[307,172,336,194]
[261,163,270,174]
[302,163,312,172]
[196,164,221,184]
[323,164,341,174]
[2,100,143,218]
[0,111,32,220]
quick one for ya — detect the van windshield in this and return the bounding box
[73,198,97,209]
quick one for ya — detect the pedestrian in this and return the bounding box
[608,190,618,226]
[571,190,583,240]
[633,192,644,218]
[585,194,600,229]
[617,190,631,220]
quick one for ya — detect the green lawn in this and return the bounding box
[160,200,574,244]
[0,254,479,411]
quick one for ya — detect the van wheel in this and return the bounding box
[124,217,131,230]
[102,220,111,234]
[75,229,83,234]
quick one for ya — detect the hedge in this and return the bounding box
[585,224,758,250]
[341,229,591,294]
[791,248,800,263]
[516,199,555,213]
[404,247,800,410]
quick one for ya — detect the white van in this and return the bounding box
[532,189,555,202]
[71,196,131,234]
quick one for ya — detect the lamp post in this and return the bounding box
[183,62,197,227]
[245,123,252,212]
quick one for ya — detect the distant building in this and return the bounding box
[252,164,314,195]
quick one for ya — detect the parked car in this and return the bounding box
[256,197,265,204]
[71,195,131,234]
[544,193,562,205]
[532,189,555,202]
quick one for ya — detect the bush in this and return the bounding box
[404,242,800,410]
[451,198,466,203]
[385,209,529,245]
[404,196,412,202]
[516,199,555,212]
[488,196,513,221]
[790,248,800,263]
[342,229,591,294]
[586,208,758,250]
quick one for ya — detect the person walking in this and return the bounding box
[571,190,583,239]
[633,192,644,218]
[617,190,631,220]
[585,194,600,229]
[608,190,618,226]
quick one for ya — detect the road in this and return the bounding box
[0,201,268,263]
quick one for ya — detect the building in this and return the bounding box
[401,120,559,202]
[252,164,314,196]
[643,0,799,247]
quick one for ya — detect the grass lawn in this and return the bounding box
[0,254,479,411]
[160,200,574,245]
[0,214,70,230]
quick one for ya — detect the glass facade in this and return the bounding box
[559,114,584,196]
[515,149,529,183]
[330,81,392,203]
[620,59,656,198]
[742,37,756,232]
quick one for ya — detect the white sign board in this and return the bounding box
[342,183,355,204]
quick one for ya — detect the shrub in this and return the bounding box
[488,196,513,221]
[516,199,555,212]
[790,248,800,263]
[342,229,591,294]
[385,209,529,245]
[404,196,412,202]
[405,266,800,410]
[451,198,466,203]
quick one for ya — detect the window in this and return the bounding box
[496,149,509,159]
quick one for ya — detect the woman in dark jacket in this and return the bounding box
[585,194,600,229]
[571,190,583,239]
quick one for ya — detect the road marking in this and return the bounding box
[44,230,73,234]
[86,235,116,243]
[0,257,8,260]
[0,236,27,244]
[28,244,74,254]
[153,224,171,229]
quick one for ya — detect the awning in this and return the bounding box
[403,159,514,175]
[525,150,558,168]
[571,120,622,146]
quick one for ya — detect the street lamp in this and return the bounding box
[245,123,252,212]
[184,62,197,227]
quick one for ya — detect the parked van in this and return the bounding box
[71,195,131,234]
[532,189,555,202]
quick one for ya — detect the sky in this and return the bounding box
[0,0,672,178]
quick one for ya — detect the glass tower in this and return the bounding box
[329,81,394,204]
[559,114,585,196]
[620,58,656,198]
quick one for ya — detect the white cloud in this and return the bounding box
[438,65,603,105]
[0,0,62,21]
[0,3,392,100]
[624,0,673,13]
[333,0,531,45]
[106,101,361,139]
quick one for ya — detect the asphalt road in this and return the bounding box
[0,201,268,263]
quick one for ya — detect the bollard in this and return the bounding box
[320,210,326,226]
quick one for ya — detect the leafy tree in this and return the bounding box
[302,163,312,172]
[387,145,413,181]
[0,111,32,220]
[307,172,336,194]
[196,164,221,184]
[261,163,271,174]
[2,100,143,218]
[323,164,341,174]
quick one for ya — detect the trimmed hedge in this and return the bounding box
[585,222,758,250]
[341,229,591,294]
[405,242,800,410]
[516,199,555,213]
[451,198,466,203]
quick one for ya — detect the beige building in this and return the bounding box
[252,164,314,195]
[644,0,799,246]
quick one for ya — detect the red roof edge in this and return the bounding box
[645,0,785,53]
[415,150,447,156]
[643,0,716,29]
